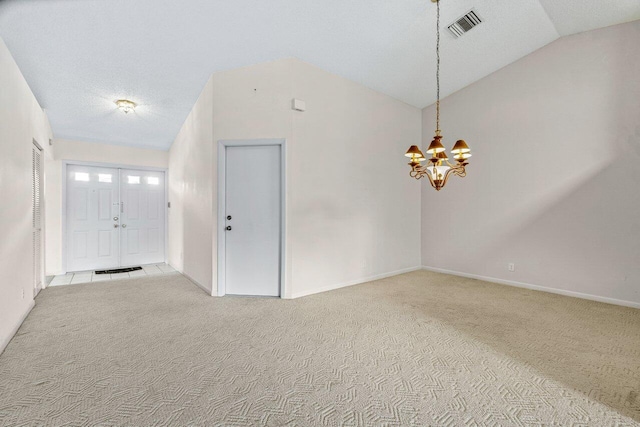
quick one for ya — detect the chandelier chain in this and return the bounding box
[436,0,440,131]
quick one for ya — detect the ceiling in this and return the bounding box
[0,0,638,150]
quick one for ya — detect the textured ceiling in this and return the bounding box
[0,0,638,150]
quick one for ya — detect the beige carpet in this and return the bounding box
[0,270,639,426]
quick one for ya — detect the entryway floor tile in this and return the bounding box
[158,264,176,273]
[50,264,177,288]
[70,274,92,284]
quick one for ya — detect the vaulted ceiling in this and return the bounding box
[0,0,638,149]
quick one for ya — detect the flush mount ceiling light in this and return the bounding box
[405,0,472,191]
[115,99,137,114]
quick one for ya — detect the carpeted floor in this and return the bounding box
[0,270,639,426]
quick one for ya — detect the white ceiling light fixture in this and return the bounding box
[115,99,137,114]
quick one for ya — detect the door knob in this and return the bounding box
[122,224,127,228]
[227,215,232,220]
[113,224,119,228]
[113,216,119,221]
[226,226,232,231]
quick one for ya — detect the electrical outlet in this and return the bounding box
[508,263,515,272]
[22,289,25,299]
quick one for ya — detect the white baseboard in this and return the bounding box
[422,266,640,309]
[180,270,213,296]
[0,300,35,356]
[290,266,422,299]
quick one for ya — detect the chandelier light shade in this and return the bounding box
[405,0,472,191]
[405,145,426,160]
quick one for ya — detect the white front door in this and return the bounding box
[120,169,166,267]
[225,145,281,296]
[66,165,120,271]
[66,165,166,272]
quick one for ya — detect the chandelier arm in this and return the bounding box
[447,164,467,180]
[440,166,457,189]
[425,172,438,190]
[429,170,439,190]
[410,166,426,180]
[428,169,439,190]
[409,162,468,190]
[432,163,466,189]
[410,165,439,190]
[452,163,467,178]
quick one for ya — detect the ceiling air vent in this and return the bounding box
[447,10,482,38]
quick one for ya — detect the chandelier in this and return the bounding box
[405,0,471,191]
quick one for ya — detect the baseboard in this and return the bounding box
[422,266,640,309]
[290,266,422,299]
[181,271,213,296]
[0,300,35,356]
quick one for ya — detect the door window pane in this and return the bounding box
[98,174,112,183]
[74,172,90,182]
[128,176,140,184]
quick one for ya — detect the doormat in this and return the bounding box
[95,266,143,275]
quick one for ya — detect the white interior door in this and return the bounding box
[32,143,43,296]
[225,145,281,296]
[119,169,166,267]
[66,165,120,271]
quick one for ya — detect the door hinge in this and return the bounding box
[167,202,171,208]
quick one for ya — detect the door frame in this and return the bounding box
[216,139,287,298]
[32,139,45,296]
[61,160,168,274]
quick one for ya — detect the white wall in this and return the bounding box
[45,138,169,275]
[287,60,421,297]
[421,21,640,306]
[169,58,422,298]
[0,36,53,352]
[168,76,214,292]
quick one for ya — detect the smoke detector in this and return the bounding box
[447,10,482,38]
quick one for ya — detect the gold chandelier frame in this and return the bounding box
[405,0,472,191]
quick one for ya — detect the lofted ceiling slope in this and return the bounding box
[0,0,638,149]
